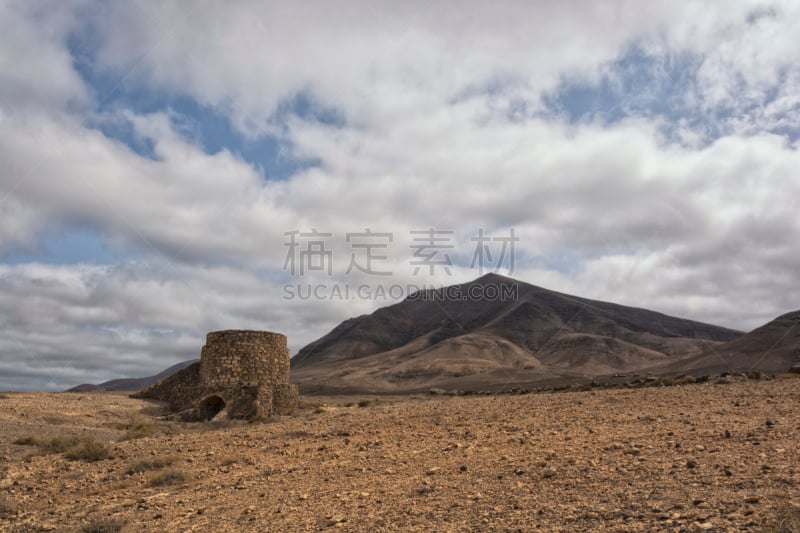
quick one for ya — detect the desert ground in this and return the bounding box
[1,377,799,532]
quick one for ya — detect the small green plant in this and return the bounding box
[126,455,180,475]
[118,422,157,441]
[313,407,327,414]
[13,435,39,446]
[81,517,127,533]
[148,468,188,487]
[64,437,111,462]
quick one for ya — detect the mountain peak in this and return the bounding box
[472,272,514,283]
[291,275,744,393]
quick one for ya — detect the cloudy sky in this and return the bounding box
[1,1,799,390]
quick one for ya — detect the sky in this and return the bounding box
[1,0,799,391]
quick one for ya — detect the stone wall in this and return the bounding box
[200,331,290,389]
[134,329,297,420]
[134,361,202,412]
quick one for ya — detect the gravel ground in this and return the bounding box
[1,377,799,532]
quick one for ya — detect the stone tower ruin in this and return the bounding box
[134,330,298,421]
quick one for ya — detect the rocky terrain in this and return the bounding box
[291,274,747,393]
[657,311,800,377]
[2,376,799,532]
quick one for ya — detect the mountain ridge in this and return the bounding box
[291,274,745,393]
[66,359,199,392]
[655,310,800,376]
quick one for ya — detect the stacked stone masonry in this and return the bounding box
[134,330,297,421]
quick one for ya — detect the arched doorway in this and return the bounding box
[199,395,226,420]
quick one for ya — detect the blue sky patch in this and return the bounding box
[67,26,313,181]
[543,45,703,128]
[1,227,124,265]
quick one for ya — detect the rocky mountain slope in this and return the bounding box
[66,359,198,392]
[291,274,743,393]
[657,310,800,376]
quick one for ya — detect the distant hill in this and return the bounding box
[657,310,800,376]
[66,359,199,392]
[291,273,743,393]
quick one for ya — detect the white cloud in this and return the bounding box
[91,1,686,134]
[0,261,360,390]
[0,0,90,113]
[1,1,799,389]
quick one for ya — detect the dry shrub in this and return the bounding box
[767,502,800,533]
[11,525,48,533]
[148,468,188,487]
[81,517,126,533]
[21,436,81,457]
[64,437,111,462]
[117,422,157,441]
[219,455,240,466]
[126,455,180,475]
[0,494,16,517]
[17,435,110,461]
[43,416,69,425]
[43,436,81,454]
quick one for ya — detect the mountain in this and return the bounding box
[66,359,199,392]
[658,310,800,376]
[291,274,743,393]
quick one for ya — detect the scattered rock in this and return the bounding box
[324,516,347,527]
[2,377,797,531]
[541,468,557,479]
